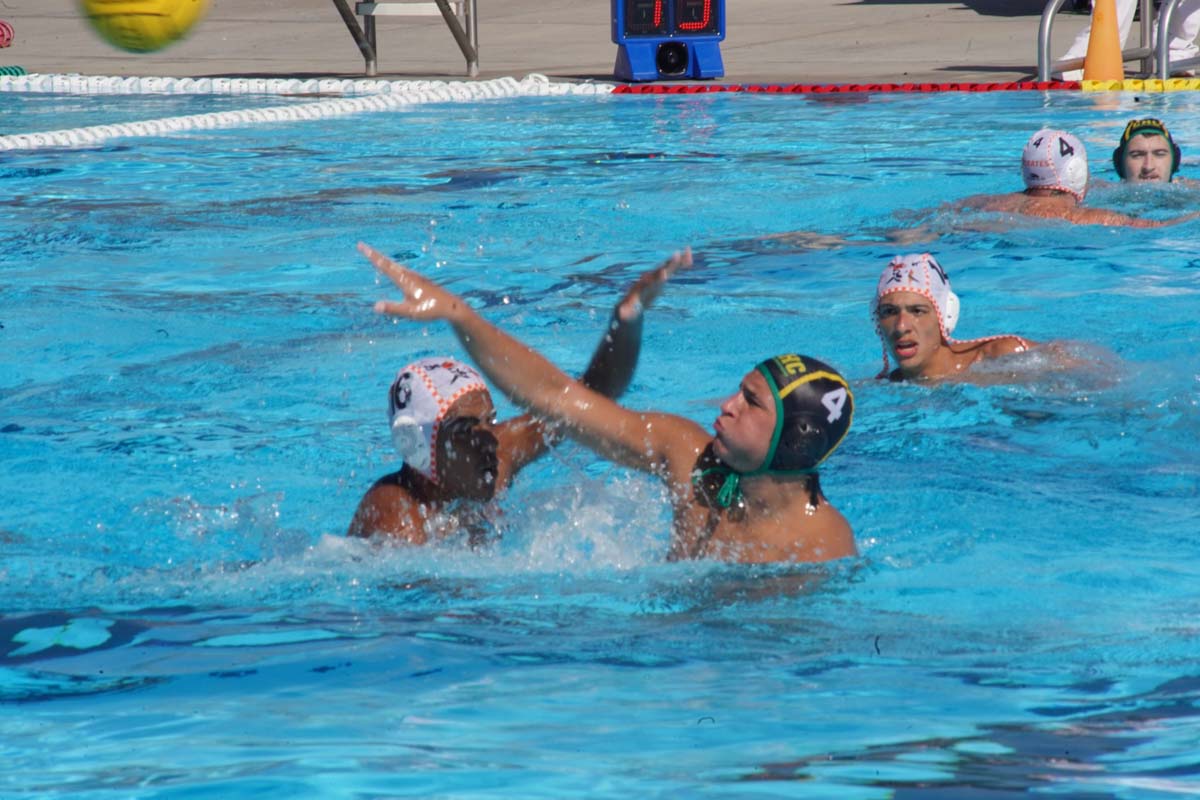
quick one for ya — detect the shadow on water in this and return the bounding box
[0,558,856,701]
[745,674,1200,795]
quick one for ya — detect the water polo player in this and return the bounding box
[955,129,1200,227]
[1112,118,1186,184]
[347,251,687,544]
[872,253,1034,382]
[361,242,857,564]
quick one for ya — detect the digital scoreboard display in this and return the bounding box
[624,0,667,36]
[621,0,720,38]
[612,0,724,80]
[675,0,718,34]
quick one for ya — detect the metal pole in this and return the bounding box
[468,0,479,77]
[1138,0,1153,75]
[1038,0,1071,81]
[433,0,478,75]
[365,15,378,76]
[330,0,377,75]
[1158,0,1180,78]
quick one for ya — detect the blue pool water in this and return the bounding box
[2,87,1199,797]
[0,91,329,137]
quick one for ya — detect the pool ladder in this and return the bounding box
[1038,0,1200,80]
[331,0,479,78]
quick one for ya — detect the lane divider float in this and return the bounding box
[0,74,615,151]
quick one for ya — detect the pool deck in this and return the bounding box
[3,0,1089,86]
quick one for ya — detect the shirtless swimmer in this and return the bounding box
[359,243,858,565]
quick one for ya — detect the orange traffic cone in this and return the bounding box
[1082,0,1124,81]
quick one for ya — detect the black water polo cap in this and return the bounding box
[754,354,853,474]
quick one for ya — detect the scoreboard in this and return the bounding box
[613,0,725,81]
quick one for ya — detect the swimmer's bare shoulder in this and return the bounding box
[963,193,1064,219]
[955,194,1146,226]
[597,409,856,565]
[983,335,1035,357]
[670,445,855,564]
[347,473,427,543]
[756,498,854,564]
[1086,207,1200,227]
[963,334,1036,360]
[679,487,854,564]
[942,335,1037,377]
[1066,206,1158,227]
[956,193,1007,212]
[952,193,1063,224]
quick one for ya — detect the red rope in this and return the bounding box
[611,81,1080,94]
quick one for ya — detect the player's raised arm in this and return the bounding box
[361,243,707,476]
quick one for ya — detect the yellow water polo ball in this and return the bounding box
[80,0,209,54]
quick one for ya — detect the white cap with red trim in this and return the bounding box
[1021,129,1088,201]
[871,253,963,375]
[873,253,959,340]
[388,357,488,482]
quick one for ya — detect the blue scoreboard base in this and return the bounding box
[613,41,725,82]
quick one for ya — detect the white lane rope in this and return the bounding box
[0,73,617,151]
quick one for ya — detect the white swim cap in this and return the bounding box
[388,357,489,482]
[873,253,959,339]
[1022,129,1088,201]
[871,254,1033,377]
[872,253,962,375]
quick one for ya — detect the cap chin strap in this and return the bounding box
[693,465,753,510]
[699,463,819,510]
[715,469,744,509]
[699,362,822,510]
[707,364,788,508]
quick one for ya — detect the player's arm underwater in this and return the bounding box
[493,250,689,475]
[363,243,709,478]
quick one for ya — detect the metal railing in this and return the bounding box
[1156,0,1200,77]
[1037,0,1154,80]
[331,0,479,77]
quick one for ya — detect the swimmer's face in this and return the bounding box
[1122,133,1173,183]
[713,369,776,472]
[875,290,946,378]
[436,389,499,501]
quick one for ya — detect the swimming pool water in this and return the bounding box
[1,88,1199,798]
[0,90,332,137]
